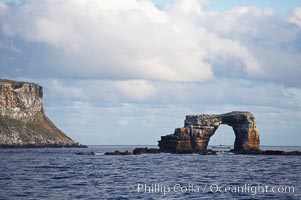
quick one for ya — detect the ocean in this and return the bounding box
[0,146,300,199]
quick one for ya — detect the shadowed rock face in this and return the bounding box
[0,79,83,148]
[158,111,260,153]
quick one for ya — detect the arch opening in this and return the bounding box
[208,124,235,151]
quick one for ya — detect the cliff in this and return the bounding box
[0,79,83,148]
[159,111,260,153]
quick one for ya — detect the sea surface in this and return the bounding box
[0,146,300,199]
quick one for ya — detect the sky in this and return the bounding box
[0,0,300,145]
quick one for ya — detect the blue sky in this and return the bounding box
[3,0,301,13]
[0,0,300,146]
[210,0,300,13]
[152,0,301,13]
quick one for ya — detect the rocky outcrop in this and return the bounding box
[158,111,260,153]
[133,148,160,155]
[232,150,301,156]
[104,148,160,156]
[0,79,84,148]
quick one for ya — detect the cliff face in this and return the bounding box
[0,80,44,120]
[0,79,81,147]
[158,111,260,153]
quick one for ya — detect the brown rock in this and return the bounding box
[133,147,160,155]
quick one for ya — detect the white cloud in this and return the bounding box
[32,18,83,52]
[196,5,301,85]
[167,0,209,15]
[85,79,157,102]
[45,79,86,100]
[0,0,263,82]
[43,79,156,103]
[42,78,301,111]
[113,80,157,101]
[118,119,129,126]
[289,7,301,28]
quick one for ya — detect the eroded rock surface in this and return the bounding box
[158,111,260,153]
[0,79,83,148]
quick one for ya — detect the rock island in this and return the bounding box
[0,79,84,148]
[159,111,260,153]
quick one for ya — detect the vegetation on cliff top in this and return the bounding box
[0,79,37,89]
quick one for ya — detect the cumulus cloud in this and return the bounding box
[41,78,301,112]
[199,6,301,85]
[290,7,301,28]
[0,0,264,81]
[113,80,157,101]
[45,79,86,100]
[43,79,157,103]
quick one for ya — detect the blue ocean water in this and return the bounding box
[0,146,300,199]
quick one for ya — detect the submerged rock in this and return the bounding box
[199,149,217,155]
[105,151,132,155]
[231,149,301,156]
[0,79,85,148]
[159,111,260,153]
[75,151,95,155]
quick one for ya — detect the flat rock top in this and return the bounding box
[186,111,252,118]
[0,79,41,89]
[0,79,30,84]
[185,111,256,127]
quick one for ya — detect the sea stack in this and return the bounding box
[159,111,260,153]
[0,79,83,148]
